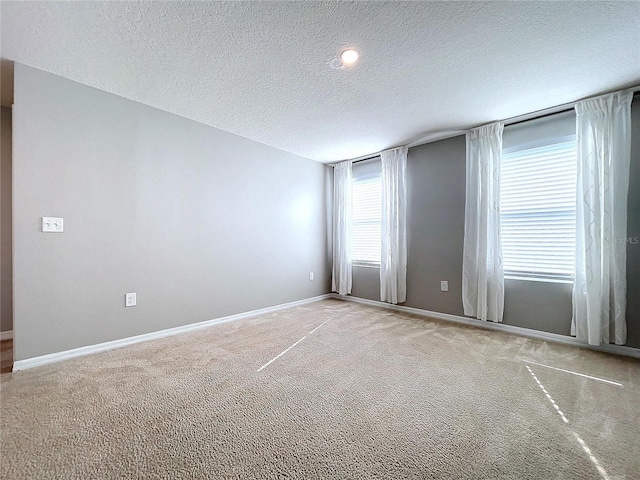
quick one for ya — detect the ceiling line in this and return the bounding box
[337,85,640,167]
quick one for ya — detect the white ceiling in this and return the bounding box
[1,1,639,163]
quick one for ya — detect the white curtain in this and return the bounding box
[332,161,353,295]
[380,147,408,304]
[572,91,633,346]
[462,123,505,322]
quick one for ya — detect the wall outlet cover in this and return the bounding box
[440,281,449,292]
[42,217,64,233]
[125,292,137,307]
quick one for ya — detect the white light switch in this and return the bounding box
[309,272,315,281]
[125,292,137,307]
[42,217,64,233]
[440,281,449,292]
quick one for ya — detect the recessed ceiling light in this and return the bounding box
[340,49,359,66]
[327,48,360,70]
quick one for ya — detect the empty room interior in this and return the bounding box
[1,1,640,479]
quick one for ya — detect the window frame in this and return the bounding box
[500,136,577,284]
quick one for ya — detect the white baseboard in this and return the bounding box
[0,330,13,341]
[13,294,333,371]
[332,294,640,359]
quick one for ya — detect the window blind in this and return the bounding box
[500,140,577,282]
[352,176,382,265]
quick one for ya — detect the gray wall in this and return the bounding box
[1,106,12,333]
[405,138,467,315]
[351,103,640,348]
[627,98,640,348]
[12,64,331,361]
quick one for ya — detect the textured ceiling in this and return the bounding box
[2,1,639,163]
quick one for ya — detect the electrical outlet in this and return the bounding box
[125,292,137,307]
[440,281,449,292]
[309,272,315,281]
[42,217,64,233]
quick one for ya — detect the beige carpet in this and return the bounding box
[1,299,639,479]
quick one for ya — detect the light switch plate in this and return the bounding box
[440,281,449,292]
[309,272,314,281]
[42,217,64,233]
[125,292,137,307]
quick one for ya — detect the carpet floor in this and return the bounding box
[1,299,639,479]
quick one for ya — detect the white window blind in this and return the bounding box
[500,139,577,282]
[352,175,382,265]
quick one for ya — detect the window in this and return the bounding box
[352,175,381,266]
[500,139,577,282]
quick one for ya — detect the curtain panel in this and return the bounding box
[332,161,353,295]
[572,91,633,346]
[380,147,408,304]
[462,123,505,322]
